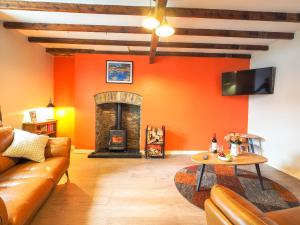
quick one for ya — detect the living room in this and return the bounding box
[0,0,300,225]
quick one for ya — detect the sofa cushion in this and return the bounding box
[0,178,53,225]
[3,129,48,162]
[0,127,14,153]
[45,137,71,159]
[0,154,19,174]
[0,157,68,184]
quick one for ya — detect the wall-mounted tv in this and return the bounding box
[222,67,276,96]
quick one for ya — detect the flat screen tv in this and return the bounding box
[222,67,275,96]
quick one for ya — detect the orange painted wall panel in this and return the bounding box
[53,56,75,141]
[53,56,75,107]
[54,54,249,150]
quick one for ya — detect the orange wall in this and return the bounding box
[54,54,249,150]
[53,57,75,141]
[54,56,75,106]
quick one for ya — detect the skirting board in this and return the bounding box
[266,162,300,180]
[73,149,205,155]
[74,149,94,154]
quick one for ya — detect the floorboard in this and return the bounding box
[30,153,300,225]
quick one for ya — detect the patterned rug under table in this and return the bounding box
[174,165,300,212]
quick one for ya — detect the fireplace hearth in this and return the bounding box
[88,91,142,158]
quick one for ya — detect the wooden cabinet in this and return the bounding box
[145,125,165,159]
[22,120,57,137]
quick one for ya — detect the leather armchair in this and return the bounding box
[205,184,300,225]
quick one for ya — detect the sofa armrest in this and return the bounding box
[0,197,8,225]
[45,137,71,160]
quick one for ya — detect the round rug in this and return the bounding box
[174,165,300,212]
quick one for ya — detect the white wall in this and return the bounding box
[0,22,53,128]
[249,31,300,179]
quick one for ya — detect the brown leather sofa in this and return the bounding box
[205,184,300,225]
[0,127,71,225]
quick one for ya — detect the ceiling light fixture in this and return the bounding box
[142,0,160,30]
[155,17,175,37]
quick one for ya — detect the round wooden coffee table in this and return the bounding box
[191,152,268,191]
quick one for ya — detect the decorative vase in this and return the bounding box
[230,143,240,156]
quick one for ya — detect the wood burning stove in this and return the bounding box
[108,103,127,151]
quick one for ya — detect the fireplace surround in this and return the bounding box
[88,91,142,158]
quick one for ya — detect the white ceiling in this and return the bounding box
[1,0,300,56]
[18,0,300,12]
[2,10,300,32]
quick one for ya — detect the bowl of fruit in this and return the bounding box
[218,152,233,162]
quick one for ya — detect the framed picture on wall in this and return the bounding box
[106,61,133,84]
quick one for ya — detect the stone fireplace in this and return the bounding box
[88,91,142,158]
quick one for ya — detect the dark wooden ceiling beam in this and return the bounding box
[4,22,293,40]
[0,1,149,15]
[159,42,268,51]
[1,1,300,23]
[3,22,147,33]
[46,48,148,56]
[29,37,269,51]
[166,8,300,22]
[30,37,151,46]
[149,0,168,64]
[46,48,251,58]
[174,28,294,39]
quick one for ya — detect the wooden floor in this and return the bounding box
[30,153,300,225]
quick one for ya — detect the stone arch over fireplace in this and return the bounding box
[90,91,143,158]
[94,91,142,106]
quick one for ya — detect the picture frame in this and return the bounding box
[29,111,37,123]
[106,61,133,84]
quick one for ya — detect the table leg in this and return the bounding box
[249,138,255,153]
[196,164,206,192]
[255,164,264,190]
[234,165,238,176]
[258,140,262,155]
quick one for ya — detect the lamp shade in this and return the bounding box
[155,19,175,37]
[46,98,55,108]
[142,16,160,30]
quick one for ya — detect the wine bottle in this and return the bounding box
[211,133,218,153]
